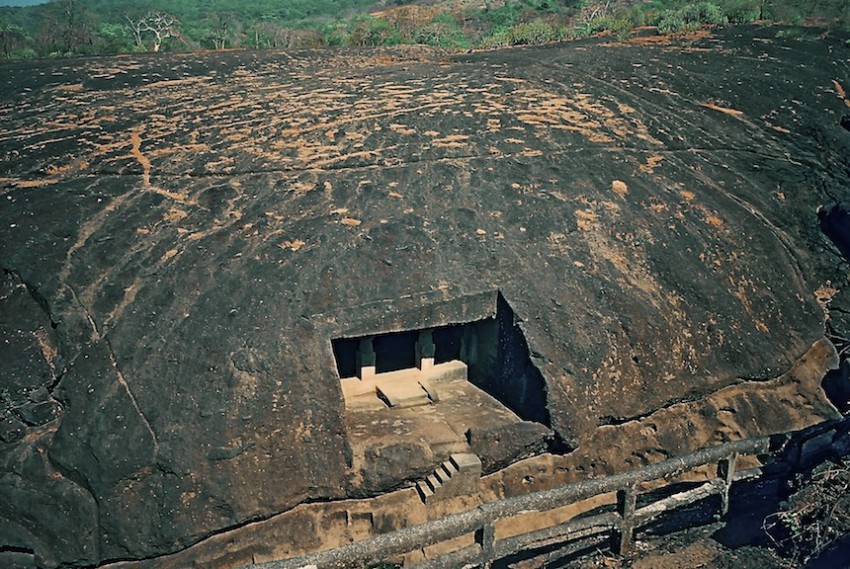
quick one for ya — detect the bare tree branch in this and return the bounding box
[128,11,180,53]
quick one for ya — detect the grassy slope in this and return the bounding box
[0,0,386,30]
[1,0,847,58]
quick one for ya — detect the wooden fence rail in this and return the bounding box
[252,435,778,569]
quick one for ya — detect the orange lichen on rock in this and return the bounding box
[640,155,664,174]
[832,79,850,107]
[699,100,744,117]
[611,180,629,198]
[575,209,599,231]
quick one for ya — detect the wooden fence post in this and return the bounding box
[717,453,738,518]
[254,437,773,569]
[613,485,637,555]
[475,522,496,567]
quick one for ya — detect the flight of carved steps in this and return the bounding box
[416,453,482,504]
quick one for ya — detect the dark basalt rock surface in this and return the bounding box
[0,26,848,568]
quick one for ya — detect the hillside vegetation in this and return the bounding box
[0,0,848,59]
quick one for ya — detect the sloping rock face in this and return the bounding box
[0,27,848,567]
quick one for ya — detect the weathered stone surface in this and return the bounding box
[0,271,61,411]
[468,421,552,473]
[18,400,62,426]
[361,441,435,493]
[0,430,99,568]
[833,429,850,457]
[0,415,25,444]
[0,552,37,569]
[799,430,836,466]
[0,25,848,567]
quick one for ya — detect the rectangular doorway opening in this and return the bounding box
[331,294,550,428]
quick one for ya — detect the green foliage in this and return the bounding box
[657,2,727,34]
[321,14,402,47]
[416,13,470,49]
[681,2,727,25]
[349,15,400,47]
[0,17,29,58]
[1,0,849,59]
[761,0,850,28]
[717,0,761,23]
[321,20,348,47]
[480,21,567,48]
[96,21,133,52]
[479,26,512,47]
[11,45,36,57]
[482,0,564,30]
[574,14,633,38]
[622,6,652,28]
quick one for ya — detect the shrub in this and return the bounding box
[657,2,728,34]
[574,14,634,38]
[349,15,400,46]
[479,21,566,48]
[623,6,651,28]
[11,47,37,59]
[718,0,762,23]
[322,21,350,47]
[479,26,513,47]
[416,14,471,48]
[657,14,693,34]
[681,2,728,25]
[763,459,850,565]
[764,2,805,25]
[326,15,402,47]
[510,21,556,44]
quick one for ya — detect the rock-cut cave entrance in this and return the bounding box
[332,295,550,427]
[332,293,553,490]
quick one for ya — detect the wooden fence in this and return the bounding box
[251,435,786,569]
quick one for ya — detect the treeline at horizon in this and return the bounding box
[1,0,848,60]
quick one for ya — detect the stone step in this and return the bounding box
[377,367,423,382]
[375,380,430,408]
[418,378,440,403]
[417,455,481,505]
[450,453,482,474]
[435,464,454,484]
[416,480,433,502]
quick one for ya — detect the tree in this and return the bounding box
[575,0,623,27]
[127,11,181,52]
[0,20,28,59]
[385,5,437,42]
[346,15,399,47]
[125,15,145,51]
[249,19,275,48]
[39,0,94,54]
[206,12,237,50]
[249,20,306,49]
[97,22,132,53]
